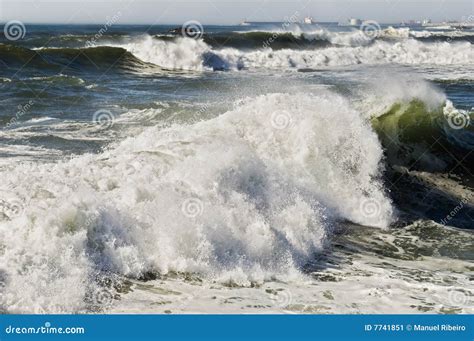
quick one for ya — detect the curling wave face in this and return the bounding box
[0,91,394,313]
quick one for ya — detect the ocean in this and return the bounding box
[0,22,473,314]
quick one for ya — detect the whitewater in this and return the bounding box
[0,23,473,314]
[110,35,474,71]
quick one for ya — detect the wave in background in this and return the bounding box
[78,35,474,71]
[2,29,474,72]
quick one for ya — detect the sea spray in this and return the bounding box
[111,35,474,71]
[0,91,393,312]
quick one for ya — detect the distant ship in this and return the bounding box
[349,18,362,26]
[338,18,362,26]
[422,19,432,26]
[303,17,314,24]
[421,19,473,29]
[240,20,251,26]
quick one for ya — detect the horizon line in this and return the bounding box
[0,19,460,26]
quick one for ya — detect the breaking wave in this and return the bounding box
[373,99,474,172]
[116,35,474,71]
[197,26,474,48]
[3,30,474,73]
[0,91,394,313]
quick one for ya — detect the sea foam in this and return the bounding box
[0,91,393,313]
[111,35,474,71]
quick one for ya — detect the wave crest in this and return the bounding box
[0,91,393,312]
[114,35,474,71]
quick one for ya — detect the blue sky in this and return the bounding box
[1,0,473,24]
